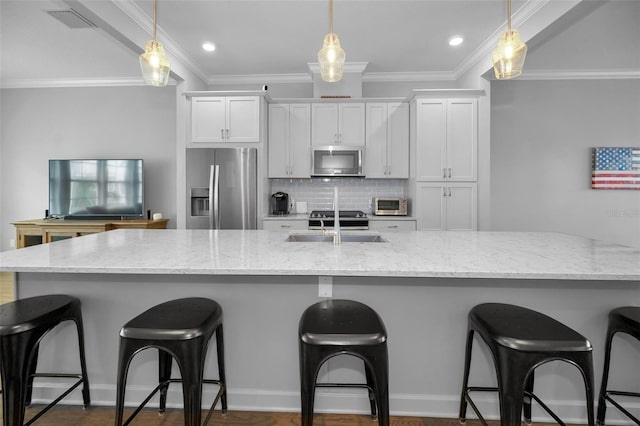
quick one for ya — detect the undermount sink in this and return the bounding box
[285,233,387,243]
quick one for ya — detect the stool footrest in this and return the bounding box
[603,392,640,425]
[316,382,371,390]
[122,378,225,426]
[24,374,85,426]
[463,387,566,426]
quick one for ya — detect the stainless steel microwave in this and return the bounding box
[311,146,364,177]
[373,197,408,216]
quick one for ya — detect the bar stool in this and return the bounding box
[0,295,91,426]
[596,306,640,425]
[114,297,227,426]
[298,299,389,426]
[459,303,595,426]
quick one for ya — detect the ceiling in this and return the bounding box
[1,0,638,88]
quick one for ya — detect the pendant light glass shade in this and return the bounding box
[318,33,345,82]
[318,0,345,82]
[139,0,170,87]
[492,29,527,79]
[140,40,170,86]
[492,0,527,79]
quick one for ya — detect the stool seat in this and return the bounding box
[299,299,387,346]
[1,295,90,426]
[115,297,227,426]
[120,298,223,340]
[469,303,592,352]
[298,299,389,426]
[596,306,640,425]
[459,303,594,426]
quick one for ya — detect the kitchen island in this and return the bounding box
[1,229,639,423]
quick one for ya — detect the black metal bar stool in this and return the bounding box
[596,306,640,425]
[298,299,389,426]
[0,295,91,426]
[459,303,595,426]
[114,297,227,426]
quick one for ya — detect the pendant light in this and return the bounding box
[139,0,170,87]
[317,0,345,82]
[492,0,527,79]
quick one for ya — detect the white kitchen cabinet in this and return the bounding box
[191,96,260,143]
[365,103,409,178]
[311,103,365,146]
[415,98,477,181]
[268,103,311,178]
[262,219,308,231]
[416,182,477,231]
[368,219,416,232]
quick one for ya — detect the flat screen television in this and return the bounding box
[48,159,144,219]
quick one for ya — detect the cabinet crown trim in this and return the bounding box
[410,89,485,100]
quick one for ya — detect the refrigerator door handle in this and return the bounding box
[209,165,220,229]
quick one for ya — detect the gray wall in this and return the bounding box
[0,86,177,251]
[491,79,640,248]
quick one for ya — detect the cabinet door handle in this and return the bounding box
[448,187,452,197]
[448,168,452,178]
[442,187,447,197]
[221,129,224,139]
[226,129,230,139]
[281,225,292,228]
[388,225,398,229]
[443,168,446,178]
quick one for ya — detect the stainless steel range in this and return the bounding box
[308,210,369,230]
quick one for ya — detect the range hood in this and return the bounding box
[307,62,368,98]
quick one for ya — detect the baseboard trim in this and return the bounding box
[30,383,639,425]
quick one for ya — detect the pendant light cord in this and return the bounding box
[506,0,512,32]
[153,0,158,41]
[329,0,334,35]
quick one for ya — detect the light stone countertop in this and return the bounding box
[1,229,639,280]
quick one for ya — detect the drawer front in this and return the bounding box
[262,220,308,231]
[369,220,416,232]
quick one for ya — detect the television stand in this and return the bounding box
[11,218,169,248]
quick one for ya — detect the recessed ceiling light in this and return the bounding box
[202,42,216,52]
[448,36,464,46]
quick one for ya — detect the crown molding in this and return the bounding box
[207,73,312,85]
[111,0,209,84]
[363,72,455,83]
[0,77,179,89]
[453,0,552,80]
[307,62,369,75]
[513,69,640,80]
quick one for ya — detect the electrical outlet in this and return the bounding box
[318,276,333,298]
[9,239,15,248]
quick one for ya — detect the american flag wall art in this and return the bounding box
[591,147,640,190]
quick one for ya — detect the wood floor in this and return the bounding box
[8,405,569,426]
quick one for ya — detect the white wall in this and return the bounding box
[490,79,640,248]
[0,86,177,252]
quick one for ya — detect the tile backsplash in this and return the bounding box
[271,178,406,213]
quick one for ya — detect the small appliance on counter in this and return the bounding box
[271,192,290,215]
[373,197,407,216]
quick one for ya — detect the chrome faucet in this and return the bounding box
[331,187,342,245]
[320,187,341,244]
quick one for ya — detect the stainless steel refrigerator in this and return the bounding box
[186,147,257,229]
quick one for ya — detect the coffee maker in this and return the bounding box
[271,192,289,215]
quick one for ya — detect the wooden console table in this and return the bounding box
[12,218,169,249]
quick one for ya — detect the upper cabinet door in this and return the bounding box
[415,99,447,181]
[365,103,388,178]
[191,97,226,143]
[268,104,290,178]
[289,104,311,178]
[225,97,260,143]
[446,99,477,181]
[311,103,338,146]
[414,98,477,181]
[387,103,409,178]
[338,103,365,146]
